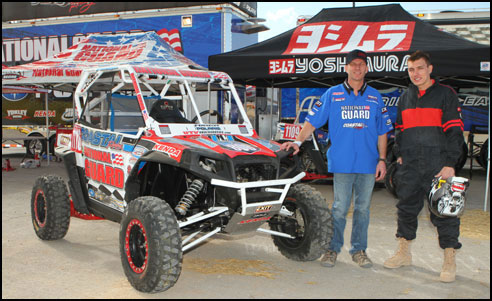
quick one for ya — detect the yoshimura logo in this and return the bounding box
[284,21,415,55]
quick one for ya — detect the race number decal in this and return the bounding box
[283,124,302,140]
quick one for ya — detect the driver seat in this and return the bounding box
[149,99,189,123]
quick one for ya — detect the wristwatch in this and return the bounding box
[378,158,386,162]
[293,141,302,147]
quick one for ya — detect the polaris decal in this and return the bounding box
[183,125,231,135]
[80,127,122,148]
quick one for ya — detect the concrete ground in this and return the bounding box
[2,148,490,299]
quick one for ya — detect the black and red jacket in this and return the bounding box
[394,79,464,167]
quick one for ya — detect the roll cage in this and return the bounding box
[73,65,254,135]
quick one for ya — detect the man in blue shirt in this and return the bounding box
[281,49,393,268]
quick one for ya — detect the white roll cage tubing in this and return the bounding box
[73,65,253,129]
[73,65,302,252]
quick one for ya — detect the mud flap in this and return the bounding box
[63,152,91,214]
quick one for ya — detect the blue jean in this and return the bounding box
[329,173,375,255]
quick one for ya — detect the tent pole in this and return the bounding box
[484,83,490,212]
[270,80,274,140]
[208,81,211,123]
[45,91,50,166]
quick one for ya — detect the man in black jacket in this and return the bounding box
[383,51,464,283]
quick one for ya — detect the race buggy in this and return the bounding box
[274,96,331,181]
[31,64,333,293]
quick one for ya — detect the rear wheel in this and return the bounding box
[269,184,332,261]
[31,175,70,240]
[120,196,182,293]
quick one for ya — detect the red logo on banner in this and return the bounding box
[283,21,415,55]
[269,59,295,74]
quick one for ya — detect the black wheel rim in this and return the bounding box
[273,199,307,248]
[29,140,43,155]
[125,219,148,274]
[34,189,47,226]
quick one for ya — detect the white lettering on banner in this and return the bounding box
[269,59,295,74]
[2,30,146,64]
[460,96,489,107]
[284,21,415,55]
[270,55,409,75]
[2,36,69,64]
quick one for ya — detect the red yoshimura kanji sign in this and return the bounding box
[283,21,415,55]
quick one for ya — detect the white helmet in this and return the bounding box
[428,176,469,218]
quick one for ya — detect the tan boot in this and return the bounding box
[384,237,412,269]
[440,248,457,282]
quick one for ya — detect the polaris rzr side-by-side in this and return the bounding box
[31,63,333,293]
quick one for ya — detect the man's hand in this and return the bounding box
[375,160,386,181]
[435,166,455,180]
[280,141,300,155]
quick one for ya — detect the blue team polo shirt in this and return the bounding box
[305,81,393,174]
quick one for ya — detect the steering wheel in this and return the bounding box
[191,110,223,124]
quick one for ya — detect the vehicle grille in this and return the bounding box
[235,163,277,182]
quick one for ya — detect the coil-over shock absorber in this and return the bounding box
[175,178,204,215]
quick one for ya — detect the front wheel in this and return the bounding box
[268,184,332,261]
[119,196,182,293]
[31,175,71,240]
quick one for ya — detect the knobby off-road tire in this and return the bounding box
[31,175,71,240]
[119,196,182,293]
[269,184,333,261]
